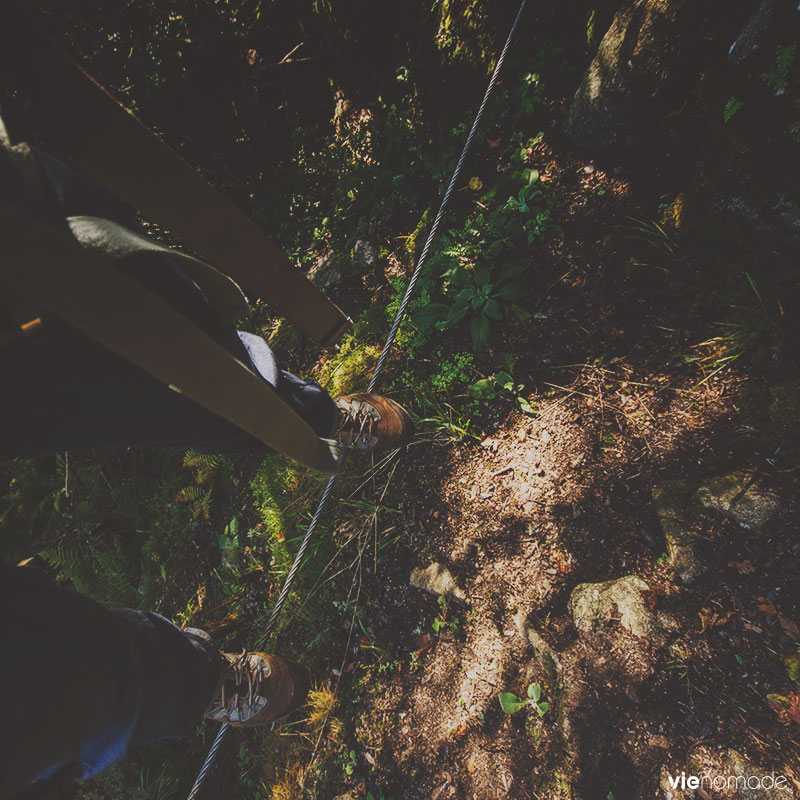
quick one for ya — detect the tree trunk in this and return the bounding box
[563,0,714,158]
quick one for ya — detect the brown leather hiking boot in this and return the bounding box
[333,393,413,453]
[204,652,309,727]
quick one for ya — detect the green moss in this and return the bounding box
[784,649,800,685]
[315,335,381,397]
[352,306,386,341]
[250,459,300,540]
[266,317,303,359]
[405,207,432,259]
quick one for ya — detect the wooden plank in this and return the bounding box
[1,6,350,346]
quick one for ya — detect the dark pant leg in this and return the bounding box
[0,565,221,798]
[279,370,339,440]
[112,610,221,747]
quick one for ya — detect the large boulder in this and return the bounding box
[307,250,341,289]
[350,239,379,276]
[570,574,655,639]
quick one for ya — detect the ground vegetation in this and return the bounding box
[2,1,800,798]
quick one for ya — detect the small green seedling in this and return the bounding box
[432,595,460,633]
[499,682,549,717]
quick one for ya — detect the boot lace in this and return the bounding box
[336,400,378,448]
[210,651,269,721]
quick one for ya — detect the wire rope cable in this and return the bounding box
[186,2,526,796]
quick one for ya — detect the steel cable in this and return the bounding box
[187,2,526,795]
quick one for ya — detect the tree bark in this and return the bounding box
[563,0,713,158]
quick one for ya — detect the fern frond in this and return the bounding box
[175,486,212,522]
[182,451,223,486]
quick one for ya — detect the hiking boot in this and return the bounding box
[333,393,413,453]
[204,652,309,727]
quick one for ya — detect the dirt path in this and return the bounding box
[305,154,800,799]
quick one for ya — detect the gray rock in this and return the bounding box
[514,612,561,680]
[350,240,378,275]
[652,480,704,583]
[569,575,664,694]
[307,251,341,289]
[409,562,466,603]
[569,575,654,639]
[696,471,780,532]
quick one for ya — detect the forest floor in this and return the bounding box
[6,10,800,800]
[195,127,800,799]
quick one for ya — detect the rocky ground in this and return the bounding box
[317,385,800,799]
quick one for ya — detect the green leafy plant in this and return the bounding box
[519,72,543,116]
[498,682,549,717]
[430,351,476,392]
[217,515,240,560]
[761,44,796,96]
[469,369,537,416]
[504,168,551,243]
[505,168,541,213]
[432,595,460,633]
[723,97,743,123]
[343,748,357,777]
[313,216,331,242]
[419,260,529,350]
